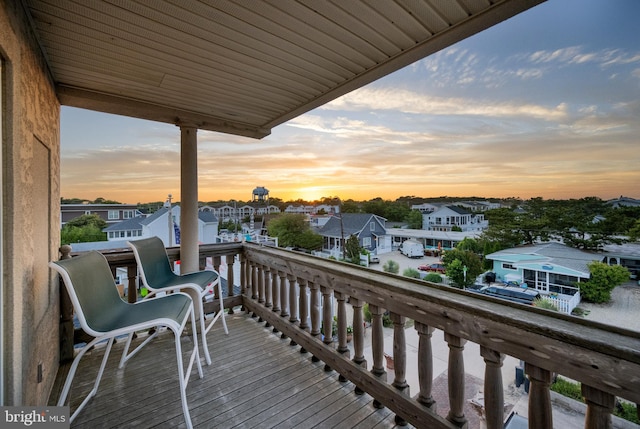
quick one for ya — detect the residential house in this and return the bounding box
[318,213,388,257]
[103,206,219,246]
[61,203,142,227]
[485,242,602,313]
[410,202,440,213]
[423,205,488,232]
[606,195,640,208]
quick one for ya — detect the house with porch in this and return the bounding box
[5,2,639,429]
[318,213,388,257]
[423,205,488,232]
[485,242,603,313]
[61,203,142,227]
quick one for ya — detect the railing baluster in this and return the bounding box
[279,271,289,319]
[369,304,386,409]
[321,285,333,372]
[309,281,320,338]
[225,254,235,314]
[264,266,272,309]
[481,346,505,429]
[271,270,280,313]
[336,291,349,355]
[288,275,298,325]
[445,333,468,428]
[415,322,436,411]
[582,384,615,429]
[351,297,367,395]
[258,264,265,305]
[391,312,409,425]
[299,279,309,332]
[525,363,553,429]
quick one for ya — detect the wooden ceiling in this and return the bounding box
[24,0,545,138]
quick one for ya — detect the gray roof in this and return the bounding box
[319,213,385,238]
[103,215,145,232]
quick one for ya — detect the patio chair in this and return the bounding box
[50,251,203,429]
[128,236,228,365]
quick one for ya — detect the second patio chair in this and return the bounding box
[50,251,203,428]
[128,236,228,365]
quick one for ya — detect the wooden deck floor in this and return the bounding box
[51,310,412,429]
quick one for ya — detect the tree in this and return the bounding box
[345,234,362,263]
[266,213,322,250]
[442,248,483,289]
[580,262,630,303]
[406,210,423,229]
[383,260,399,274]
[61,214,108,244]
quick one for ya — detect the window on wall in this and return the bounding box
[363,237,371,247]
[502,263,517,270]
[370,222,375,231]
[123,210,134,219]
[108,210,119,220]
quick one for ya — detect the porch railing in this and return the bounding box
[241,243,640,429]
[58,242,640,429]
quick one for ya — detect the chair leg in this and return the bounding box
[218,282,229,335]
[173,305,203,429]
[199,300,212,366]
[59,337,115,423]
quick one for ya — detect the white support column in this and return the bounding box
[180,125,199,275]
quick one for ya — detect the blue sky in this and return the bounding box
[61,0,640,204]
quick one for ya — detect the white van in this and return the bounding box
[400,240,424,258]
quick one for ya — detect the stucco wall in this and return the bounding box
[1,2,61,405]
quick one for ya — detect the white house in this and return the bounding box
[103,205,219,246]
[422,205,488,232]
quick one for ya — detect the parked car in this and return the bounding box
[369,256,380,264]
[417,263,446,273]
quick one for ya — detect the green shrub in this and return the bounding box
[383,259,399,274]
[550,377,582,401]
[616,401,640,424]
[424,273,443,283]
[403,268,421,279]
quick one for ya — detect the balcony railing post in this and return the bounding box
[351,297,367,395]
[264,266,272,309]
[415,322,436,411]
[250,262,258,301]
[299,279,309,332]
[278,271,289,319]
[258,264,266,305]
[525,363,553,429]
[445,333,468,428]
[127,264,138,304]
[321,286,333,346]
[391,312,409,425]
[335,292,349,357]
[481,346,505,429]
[225,254,235,314]
[288,274,298,325]
[369,304,386,408]
[582,384,615,429]
[59,245,74,363]
[271,270,280,314]
[309,281,320,338]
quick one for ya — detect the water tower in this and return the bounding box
[252,186,269,202]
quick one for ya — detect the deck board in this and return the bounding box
[51,310,412,428]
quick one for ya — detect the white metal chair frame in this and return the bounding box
[50,251,203,429]
[128,236,228,366]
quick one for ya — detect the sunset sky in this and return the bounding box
[61,0,640,204]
